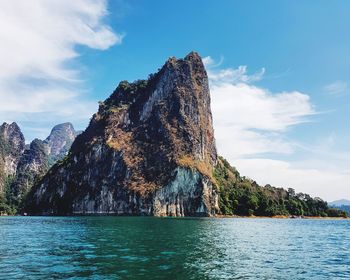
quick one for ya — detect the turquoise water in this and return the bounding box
[0,217,349,279]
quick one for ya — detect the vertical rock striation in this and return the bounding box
[12,139,49,199]
[0,123,25,193]
[26,52,219,216]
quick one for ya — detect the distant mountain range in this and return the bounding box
[0,122,78,214]
[330,199,350,206]
[329,199,350,215]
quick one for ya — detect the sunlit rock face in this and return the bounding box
[0,122,25,193]
[26,52,219,216]
[44,123,78,165]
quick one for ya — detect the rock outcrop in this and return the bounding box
[11,139,49,199]
[0,123,25,193]
[44,123,78,166]
[26,52,219,216]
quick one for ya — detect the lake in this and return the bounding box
[0,217,349,279]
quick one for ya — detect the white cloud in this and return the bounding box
[211,83,314,132]
[205,57,315,157]
[204,56,265,85]
[206,56,349,200]
[0,0,122,140]
[323,80,348,96]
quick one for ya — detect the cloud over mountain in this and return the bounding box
[0,0,121,140]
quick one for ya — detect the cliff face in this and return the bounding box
[26,52,219,216]
[0,123,25,193]
[11,139,49,199]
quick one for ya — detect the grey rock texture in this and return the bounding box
[26,52,219,216]
[12,139,49,198]
[0,122,25,193]
[44,122,78,166]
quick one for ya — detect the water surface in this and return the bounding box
[0,217,349,279]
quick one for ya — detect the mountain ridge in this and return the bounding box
[330,199,350,206]
[0,122,78,214]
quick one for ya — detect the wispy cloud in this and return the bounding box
[204,56,315,158]
[323,80,348,96]
[0,0,122,140]
[204,56,265,85]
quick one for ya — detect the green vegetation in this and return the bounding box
[0,170,46,215]
[103,79,149,110]
[214,156,348,218]
[329,205,350,216]
[0,175,17,215]
[0,139,49,215]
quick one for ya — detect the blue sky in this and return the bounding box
[0,0,349,200]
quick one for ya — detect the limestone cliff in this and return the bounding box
[0,123,25,194]
[26,52,219,216]
[11,139,49,200]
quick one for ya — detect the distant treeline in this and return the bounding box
[214,157,348,218]
[332,205,350,215]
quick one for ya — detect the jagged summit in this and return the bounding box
[0,122,25,154]
[26,52,219,216]
[44,122,77,164]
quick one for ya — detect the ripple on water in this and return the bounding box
[0,217,349,280]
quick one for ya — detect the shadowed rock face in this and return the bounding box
[26,52,219,216]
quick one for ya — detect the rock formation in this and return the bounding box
[0,122,78,209]
[26,52,219,216]
[11,139,49,200]
[44,123,78,166]
[0,123,25,194]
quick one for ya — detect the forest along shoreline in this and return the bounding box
[0,212,349,219]
[215,214,349,220]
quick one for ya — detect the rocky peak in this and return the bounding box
[26,52,219,216]
[44,122,77,158]
[72,51,217,188]
[0,122,25,158]
[24,139,48,170]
